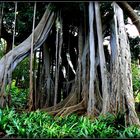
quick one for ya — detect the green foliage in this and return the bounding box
[131,62,140,102]
[12,57,30,89]
[117,125,140,138]
[0,108,140,138]
[132,63,140,92]
[6,80,29,109]
[97,112,125,130]
[12,55,38,89]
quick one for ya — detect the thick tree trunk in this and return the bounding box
[0,4,56,107]
[110,2,140,126]
[116,3,140,126]
[0,4,55,85]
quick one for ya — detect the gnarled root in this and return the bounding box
[58,98,86,117]
[41,90,76,112]
[41,82,88,117]
[47,92,78,116]
[55,84,88,117]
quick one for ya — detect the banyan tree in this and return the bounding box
[0,1,140,126]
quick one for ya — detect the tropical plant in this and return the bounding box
[132,62,140,102]
[6,80,29,109]
[0,108,140,138]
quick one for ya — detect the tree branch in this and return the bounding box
[116,1,140,34]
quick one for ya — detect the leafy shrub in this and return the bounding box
[0,107,140,138]
[12,57,30,89]
[6,80,29,109]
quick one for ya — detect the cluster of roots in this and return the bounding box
[41,83,88,117]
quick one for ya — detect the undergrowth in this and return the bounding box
[0,107,140,138]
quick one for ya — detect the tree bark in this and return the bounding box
[116,3,140,126]
[87,2,95,116]
[78,21,83,103]
[43,42,51,107]
[110,2,140,126]
[95,2,109,114]
[57,13,63,103]
[54,16,59,106]
[109,13,120,113]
